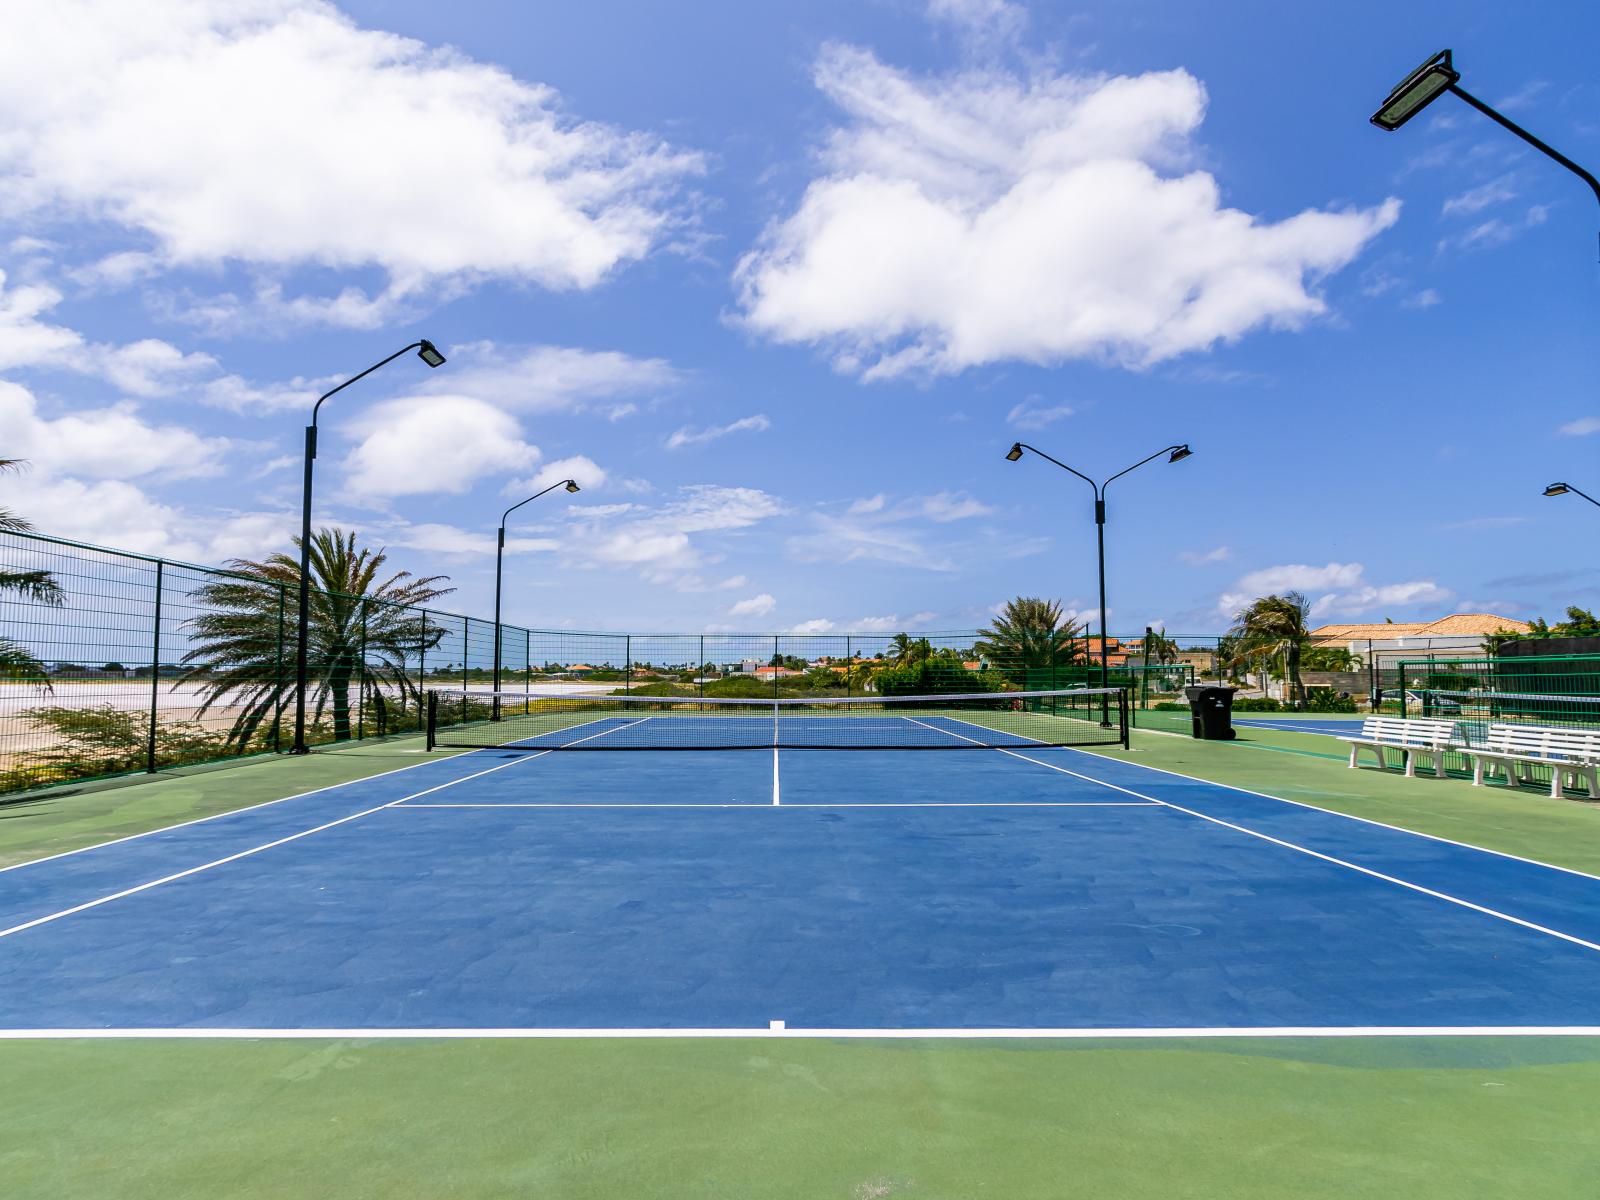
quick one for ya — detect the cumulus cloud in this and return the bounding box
[0,380,230,480]
[0,1,704,325]
[788,618,836,634]
[1217,561,1451,620]
[734,45,1397,379]
[340,395,537,499]
[665,414,771,450]
[0,269,214,393]
[506,456,608,497]
[2,470,293,562]
[730,593,777,617]
[410,342,681,416]
[1560,417,1600,437]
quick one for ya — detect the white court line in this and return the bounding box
[921,716,1600,955]
[1,1024,1598,1040]
[399,801,1157,809]
[0,738,486,878]
[1097,729,1600,884]
[0,717,653,942]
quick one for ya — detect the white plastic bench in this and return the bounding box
[1461,724,1600,800]
[1339,716,1460,778]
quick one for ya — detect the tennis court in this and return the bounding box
[3,688,1599,1036]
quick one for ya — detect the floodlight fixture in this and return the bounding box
[1544,481,1600,508]
[1005,443,1024,461]
[417,340,446,368]
[1370,49,1459,131]
[1370,49,1600,256]
[1168,444,1192,463]
[564,479,581,493]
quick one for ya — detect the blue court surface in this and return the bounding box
[1233,715,1367,737]
[2,729,1600,1036]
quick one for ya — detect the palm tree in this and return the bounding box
[1144,627,1180,666]
[0,458,61,684]
[180,528,452,748]
[1228,591,1313,707]
[975,597,1087,685]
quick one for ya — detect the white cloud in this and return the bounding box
[341,396,537,499]
[0,380,229,480]
[926,0,1028,52]
[1560,417,1600,437]
[564,485,785,585]
[1216,561,1451,620]
[1441,175,1517,217]
[2,471,292,562]
[1402,288,1441,310]
[0,269,214,394]
[665,414,772,450]
[730,593,777,617]
[847,612,941,633]
[1007,399,1074,430]
[790,491,995,570]
[734,46,1397,379]
[788,618,836,634]
[1178,545,1230,566]
[919,491,993,522]
[411,342,681,415]
[506,456,609,498]
[1,1,704,325]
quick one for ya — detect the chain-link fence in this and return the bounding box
[5,527,1558,795]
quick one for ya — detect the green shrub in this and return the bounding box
[1306,687,1358,713]
[1231,697,1283,712]
[874,663,1006,697]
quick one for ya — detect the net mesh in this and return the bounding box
[426,688,1129,752]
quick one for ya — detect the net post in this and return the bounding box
[1120,687,1130,749]
[425,690,438,750]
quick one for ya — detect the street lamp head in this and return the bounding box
[1544,482,1571,497]
[1005,442,1024,462]
[563,479,581,493]
[416,339,447,368]
[1168,444,1192,464]
[1371,49,1459,132]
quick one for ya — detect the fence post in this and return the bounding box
[461,614,469,723]
[273,584,286,752]
[357,598,368,741]
[417,609,428,731]
[845,635,852,698]
[625,635,632,692]
[146,561,164,774]
[699,635,705,698]
[773,635,779,699]
[525,628,531,701]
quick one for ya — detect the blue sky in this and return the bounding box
[2,0,1597,638]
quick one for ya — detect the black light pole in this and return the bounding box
[492,478,580,717]
[1371,50,1600,257]
[290,339,446,754]
[1006,441,1192,719]
[1544,481,1600,509]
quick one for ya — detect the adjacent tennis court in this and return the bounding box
[3,688,1598,1036]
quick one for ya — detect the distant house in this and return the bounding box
[1309,614,1531,664]
[754,666,803,679]
[565,664,595,676]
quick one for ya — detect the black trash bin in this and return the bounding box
[1184,685,1237,740]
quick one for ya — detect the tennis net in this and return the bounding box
[426,687,1130,751]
